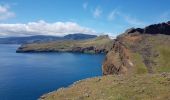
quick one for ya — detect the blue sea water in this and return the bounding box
[0,44,105,100]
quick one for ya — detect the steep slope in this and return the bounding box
[16,35,113,53]
[103,21,170,75]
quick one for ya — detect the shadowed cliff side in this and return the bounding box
[102,39,133,75]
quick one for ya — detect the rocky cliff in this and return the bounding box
[102,39,132,75]
[102,21,170,75]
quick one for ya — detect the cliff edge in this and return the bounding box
[102,21,170,75]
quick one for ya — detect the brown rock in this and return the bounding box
[102,39,133,75]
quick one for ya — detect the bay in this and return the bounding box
[0,44,105,100]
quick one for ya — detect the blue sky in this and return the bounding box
[0,0,170,37]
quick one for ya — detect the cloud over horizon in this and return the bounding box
[0,20,96,37]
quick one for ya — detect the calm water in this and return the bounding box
[0,44,105,100]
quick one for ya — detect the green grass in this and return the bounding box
[157,46,170,72]
[83,50,95,54]
[40,74,170,100]
[127,34,170,74]
[18,35,113,53]
[132,53,148,74]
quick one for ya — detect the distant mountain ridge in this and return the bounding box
[63,33,97,40]
[0,33,97,44]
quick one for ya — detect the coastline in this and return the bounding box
[39,73,170,100]
[39,76,102,100]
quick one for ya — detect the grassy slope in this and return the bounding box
[132,53,148,74]
[18,36,113,53]
[143,34,170,73]
[123,34,170,74]
[157,46,170,72]
[41,74,170,100]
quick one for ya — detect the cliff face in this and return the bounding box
[102,21,170,75]
[102,39,133,75]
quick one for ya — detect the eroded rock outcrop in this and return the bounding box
[102,39,133,75]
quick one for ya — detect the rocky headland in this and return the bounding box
[16,35,113,54]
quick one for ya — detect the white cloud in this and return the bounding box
[108,9,146,26]
[0,20,96,37]
[83,2,88,10]
[122,14,146,26]
[0,4,15,20]
[108,9,119,21]
[93,6,102,18]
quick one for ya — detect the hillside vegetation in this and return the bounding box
[40,73,170,100]
[16,35,113,54]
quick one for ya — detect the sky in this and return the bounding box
[0,0,170,37]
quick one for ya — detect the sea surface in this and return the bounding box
[0,44,105,100]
